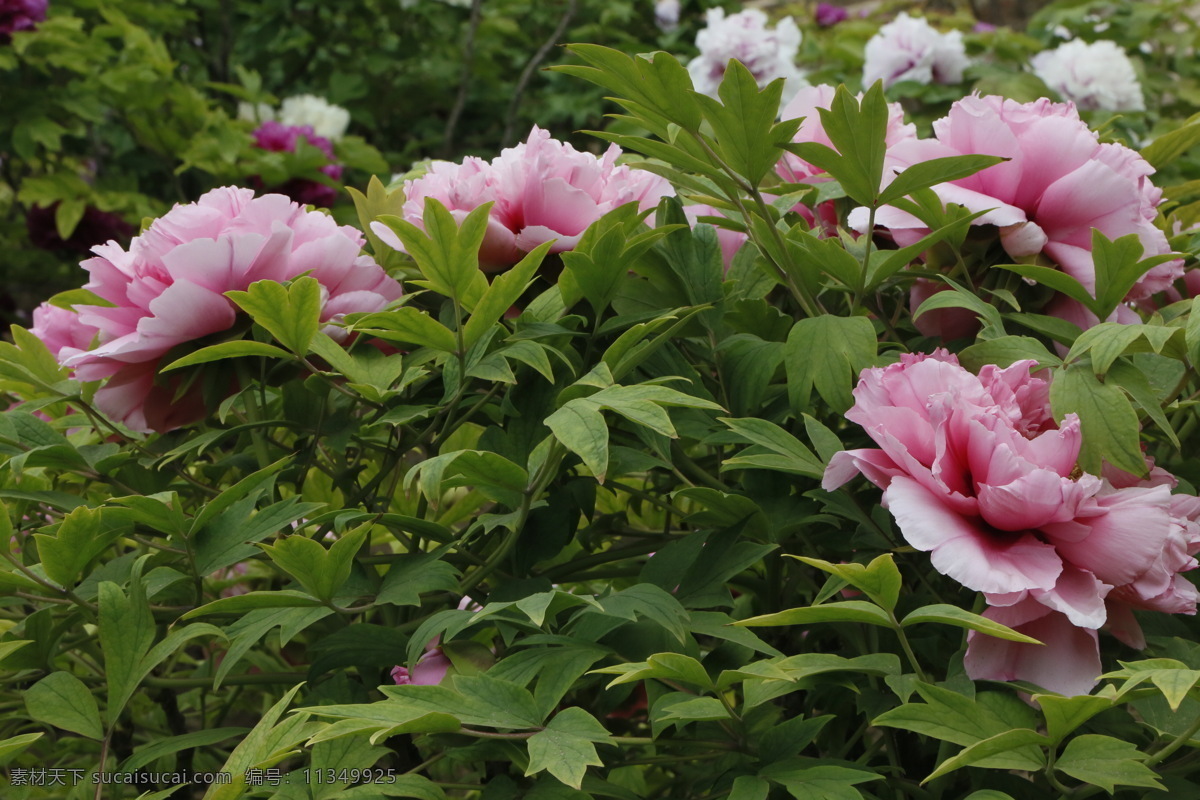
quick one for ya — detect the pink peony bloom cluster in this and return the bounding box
[374,126,673,272]
[852,94,1180,330]
[251,120,344,208]
[33,187,403,433]
[686,8,806,102]
[824,351,1200,696]
[862,12,969,89]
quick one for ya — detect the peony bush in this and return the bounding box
[6,2,1200,800]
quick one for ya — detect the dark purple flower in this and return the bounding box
[250,120,343,207]
[26,203,135,255]
[815,2,848,27]
[0,0,47,42]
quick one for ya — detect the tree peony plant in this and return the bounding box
[1031,39,1145,112]
[862,12,969,89]
[373,126,673,271]
[36,186,402,433]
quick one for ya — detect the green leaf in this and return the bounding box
[900,604,1042,644]
[1091,230,1179,320]
[99,577,156,725]
[656,696,729,722]
[33,506,120,588]
[208,683,309,800]
[546,384,722,482]
[912,277,1005,334]
[1142,120,1200,169]
[873,686,1042,770]
[737,601,895,629]
[259,524,369,602]
[351,306,459,353]
[959,336,1061,373]
[526,708,610,789]
[24,671,103,739]
[0,732,43,766]
[121,728,249,772]
[878,154,1006,206]
[761,762,883,800]
[462,241,553,348]
[699,59,798,185]
[181,590,326,619]
[791,554,901,611]
[162,340,292,371]
[1055,734,1164,793]
[923,729,1048,784]
[785,315,877,413]
[377,554,460,608]
[1049,363,1146,475]
[1036,694,1114,746]
[376,200,489,308]
[728,776,770,800]
[226,276,323,354]
[787,83,889,206]
[594,652,714,691]
[1066,323,1146,376]
[720,417,825,478]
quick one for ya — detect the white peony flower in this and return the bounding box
[687,8,806,104]
[278,94,352,141]
[1031,39,1144,112]
[862,12,969,89]
[237,102,275,124]
[655,0,680,33]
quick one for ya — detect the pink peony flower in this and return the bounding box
[31,302,97,361]
[390,646,453,686]
[815,3,848,28]
[863,12,969,89]
[963,598,1101,697]
[51,186,402,433]
[853,94,1181,328]
[687,8,806,102]
[825,351,1198,694]
[0,0,46,41]
[373,126,673,272]
[251,121,344,208]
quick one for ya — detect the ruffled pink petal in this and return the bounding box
[1044,484,1174,587]
[883,476,1062,594]
[964,601,1101,696]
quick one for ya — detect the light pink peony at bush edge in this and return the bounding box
[374,126,673,272]
[40,186,402,433]
[852,94,1181,329]
[825,351,1199,695]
